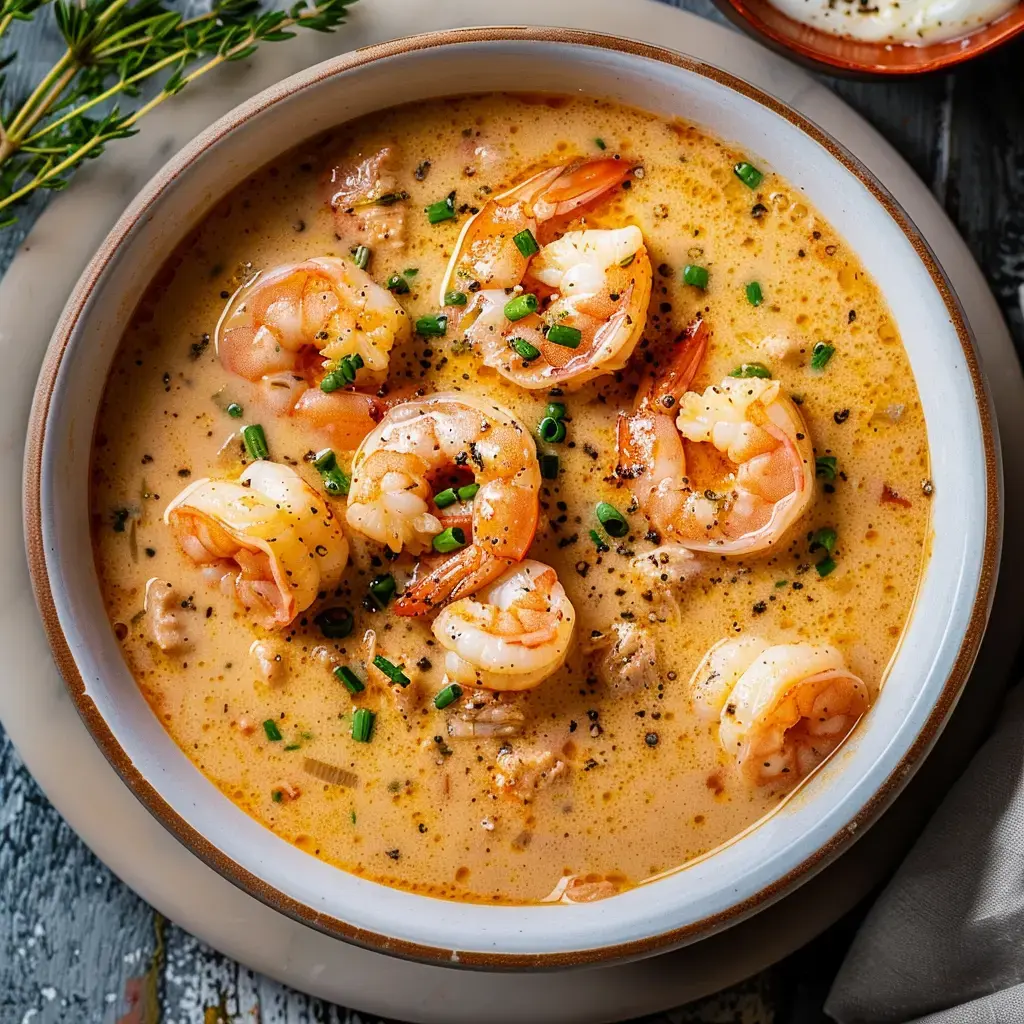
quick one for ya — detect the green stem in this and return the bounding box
[5,50,75,138]
[25,47,188,146]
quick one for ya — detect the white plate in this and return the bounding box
[4,0,1022,1019]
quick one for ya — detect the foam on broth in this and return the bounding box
[91,94,930,905]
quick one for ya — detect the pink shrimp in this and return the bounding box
[344,393,541,616]
[216,256,408,450]
[617,319,814,556]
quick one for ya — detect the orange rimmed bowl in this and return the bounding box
[711,0,1024,74]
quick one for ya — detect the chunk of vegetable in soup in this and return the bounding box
[92,94,930,905]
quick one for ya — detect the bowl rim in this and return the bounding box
[23,25,1000,970]
[710,0,1024,76]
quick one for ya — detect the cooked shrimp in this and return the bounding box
[462,226,652,390]
[216,256,407,449]
[431,561,576,692]
[689,637,874,785]
[617,319,814,555]
[346,393,541,615]
[440,157,632,300]
[326,145,408,248]
[164,461,348,630]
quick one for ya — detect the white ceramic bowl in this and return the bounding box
[24,28,999,969]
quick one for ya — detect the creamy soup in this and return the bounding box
[92,94,930,905]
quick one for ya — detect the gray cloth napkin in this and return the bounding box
[826,684,1024,1023]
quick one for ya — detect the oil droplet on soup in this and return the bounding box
[91,94,929,905]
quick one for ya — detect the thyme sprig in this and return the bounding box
[0,0,357,227]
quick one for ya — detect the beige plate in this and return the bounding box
[6,0,1023,1018]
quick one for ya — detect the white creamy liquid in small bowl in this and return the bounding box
[769,0,1018,42]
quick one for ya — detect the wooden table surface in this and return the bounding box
[2,2,1022,1021]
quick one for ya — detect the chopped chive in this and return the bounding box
[284,743,301,751]
[513,229,540,258]
[540,453,559,479]
[373,655,410,687]
[457,482,479,502]
[815,456,838,481]
[403,267,419,278]
[351,245,370,270]
[334,665,365,694]
[242,424,268,461]
[263,719,282,742]
[729,362,772,379]
[734,161,764,189]
[589,528,609,552]
[546,324,582,348]
[415,314,448,337]
[595,137,607,150]
[619,253,636,268]
[320,368,347,392]
[504,293,539,322]
[444,290,468,306]
[434,682,463,710]
[351,707,375,743]
[811,342,835,371]
[313,448,350,496]
[596,501,628,538]
[425,191,456,224]
[432,526,467,553]
[774,579,789,588]
[746,281,763,306]
[810,527,837,554]
[510,337,540,361]
[368,573,397,608]
[314,606,354,639]
[537,416,567,444]
[433,487,458,508]
[386,273,410,294]
[683,264,709,289]
[226,402,244,418]
[816,556,837,578]
[545,401,567,421]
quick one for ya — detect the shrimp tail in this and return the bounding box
[394,546,512,617]
[649,318,709,407]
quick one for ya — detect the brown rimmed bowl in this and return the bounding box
[24,27,1000,969]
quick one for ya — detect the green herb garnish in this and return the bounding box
[538,416,567,444]
[415,314,448,337]
[734,162,764,189]
[504,294,539,322]
[425,191,456,224]
[351,707,375,743]
[313,448,350,496]
[434,683,463,710]
[334,665,365,694]
[513,229,540,257]
[373,655,410,687]
[540,453,559,480]
[510,337,540,361]
[242,424,268,461]
[745,281,763,306]
[386,274,410,294]
[596,501,628,538]
[432,526,467,554]
[314,606,354,640]
[729,362,772,379]
[811,342,835,371]
[444,290,468,306]
[683,264,709,289]
[263,719,282,742]
[226,402,244,418]
[546,324,582,348]
[815,456,838,481]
